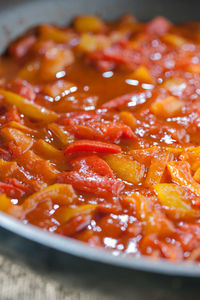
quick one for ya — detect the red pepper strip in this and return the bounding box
[57,171,125,196]
[71,155,114,177]
[67,120,136,142]
[65,140,121,154]
[9,35,36,59]
[102,92,148,110]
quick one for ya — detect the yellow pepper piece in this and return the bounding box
[0,194,23,218]
[1,127,33,155]
[131,66,153,83]
[162,34,187,47]
[23,184,76,211]
[119,111,137,130]
[105,154,145,184]
[4,121,36,134]
[154,183,200,219]
[145,151,172,187]
[54,204,97,224]
[180,146,200,171]
[34,140,63,159]
[0,89,58,122]
[78,33,110,52]
[18,60,40,82]
[166,147,183,154]
[78,33,99,52]
[194,168,200,182]
[186,64,200,74]
[48,123,74,146]
[74,15,104,33]
[167,161,200,197]
[39,25,72,43]
[0,194,13,212]
[151,96,184,118]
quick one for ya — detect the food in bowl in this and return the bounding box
[0,14,200,262]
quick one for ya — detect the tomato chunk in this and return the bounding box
[66,120,136,142]
[57,171,124,196]
[71,155,114,177]
[64,140,121,154]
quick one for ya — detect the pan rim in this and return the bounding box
[0,0,200,280]
[0,211,200,278]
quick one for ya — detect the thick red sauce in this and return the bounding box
[0,15,200,262]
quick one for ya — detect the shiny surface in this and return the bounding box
[0,15,200,264]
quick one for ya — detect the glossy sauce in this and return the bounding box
[0,15,200,262]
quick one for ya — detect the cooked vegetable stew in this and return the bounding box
[0,14,200,262]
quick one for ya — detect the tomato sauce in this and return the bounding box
[0,14,200,262]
